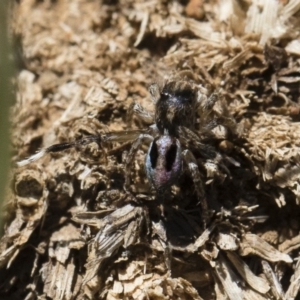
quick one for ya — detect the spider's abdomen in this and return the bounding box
[145,135,182,191]
[155,81,197,135]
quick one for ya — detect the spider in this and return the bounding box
[17,74,236,220]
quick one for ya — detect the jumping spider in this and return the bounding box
[18,74,236,221]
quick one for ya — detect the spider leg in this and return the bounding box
[127,102,154,126]
[17,130,144,167]
[214,113,237,134]
[124,133,153,189]
[199,89,220,113]
[199,89,237,135]
[178,126,218,160]
[204,160,227,182]
[182,149,208,225]
[103,130,143,143]
[148,83,160,103]
[152,219,171,269]
[180,127,233,185]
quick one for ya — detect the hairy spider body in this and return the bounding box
[146,135,181,191]
[155,81,199,135]
[18,75,235,219]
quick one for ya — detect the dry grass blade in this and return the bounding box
[239,233,293,263]
[213,254,243,300]
[285,258,300,299]
[226,251,270,294]
[261,260,285,300]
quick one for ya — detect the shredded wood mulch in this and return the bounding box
[2,0,300,299]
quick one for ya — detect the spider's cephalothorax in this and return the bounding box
[154,80,199,136]
[17,75,235,218]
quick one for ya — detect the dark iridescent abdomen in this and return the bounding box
[145,135,182,192]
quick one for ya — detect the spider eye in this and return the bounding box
[145,136,182,191]
[175,89,195,103]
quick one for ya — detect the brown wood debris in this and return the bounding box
[1,0,300,299]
